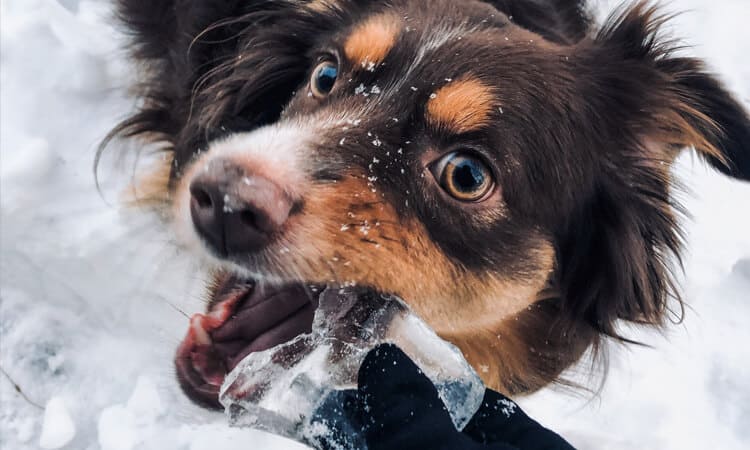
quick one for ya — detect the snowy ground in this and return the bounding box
[1,1,748,449]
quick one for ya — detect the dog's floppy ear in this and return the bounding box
[589,2,750,181]
[668,61,750,180]
[116,0,180,61]
[557,2,750,339]
[111,0,254,143]
[107,0,312,183]
[486,0,592,43]
[116,0,250,61]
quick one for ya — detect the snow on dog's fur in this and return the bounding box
[104,0,750,408]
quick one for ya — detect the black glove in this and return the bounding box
[310,344,575,450]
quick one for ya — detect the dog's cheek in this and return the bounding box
[277,175,556,331]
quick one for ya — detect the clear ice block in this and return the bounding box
[219,288,485,448]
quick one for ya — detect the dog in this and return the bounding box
[106,0,750,410]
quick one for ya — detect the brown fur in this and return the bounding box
[106,0,750,399]
[198,171,556,390]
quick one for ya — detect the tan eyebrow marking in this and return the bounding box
[344,14,401,67]
[426,78,496,134]
[306,0,338,12]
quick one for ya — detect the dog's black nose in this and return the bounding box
[189,159,292,256]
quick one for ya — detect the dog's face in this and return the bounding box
[113,0,750,408]
[178,1,560,337]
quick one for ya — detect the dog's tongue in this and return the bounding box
[211,283,319,369]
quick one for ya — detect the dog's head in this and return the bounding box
[111,0,750,408]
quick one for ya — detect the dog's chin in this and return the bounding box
[174,272,325,409]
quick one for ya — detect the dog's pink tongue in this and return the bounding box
[211,284,313,342]
[177,295,244,388]
[185,315,226,385]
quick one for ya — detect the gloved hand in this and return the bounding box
[310,344,575,450]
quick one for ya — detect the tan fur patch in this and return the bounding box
[427,78,495,134]
[122,154,172,207]
[654,103,726,165]
[441,284,598,395]
[445,321,550,393]
[263,175,555,390]
[344,14,401,67]
[306,0,338,13]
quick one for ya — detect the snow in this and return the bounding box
[39,397,76,449]
[0,1,748,449]
[96,376,168,450]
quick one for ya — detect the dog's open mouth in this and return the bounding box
[174,273,325,409]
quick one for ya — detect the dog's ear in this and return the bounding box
[557,3,750,338]
[485,0,592,43]
[112,0,253,142]
[588,2,750,180]
[108,0,313,184]
[556,174,683,339]
[116,0,180,61]
[116,0,250,61]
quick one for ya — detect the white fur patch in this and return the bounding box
[172,123,312,263]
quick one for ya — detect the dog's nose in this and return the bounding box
[188,159,292,256]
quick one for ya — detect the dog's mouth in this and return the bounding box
[174,273,325,409]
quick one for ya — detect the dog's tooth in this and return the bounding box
[191,315,212,345]
[208,296,242,323]
[207,303,227,321]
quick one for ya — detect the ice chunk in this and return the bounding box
[219,288,485,447]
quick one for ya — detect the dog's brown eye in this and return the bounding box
[435,152,494,202]
[310,61,338,98]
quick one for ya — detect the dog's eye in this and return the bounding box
[310,61,338,98]
[434,152,494,202]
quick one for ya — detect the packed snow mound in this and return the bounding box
[39,397,76,449]
[1,0,750,449]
